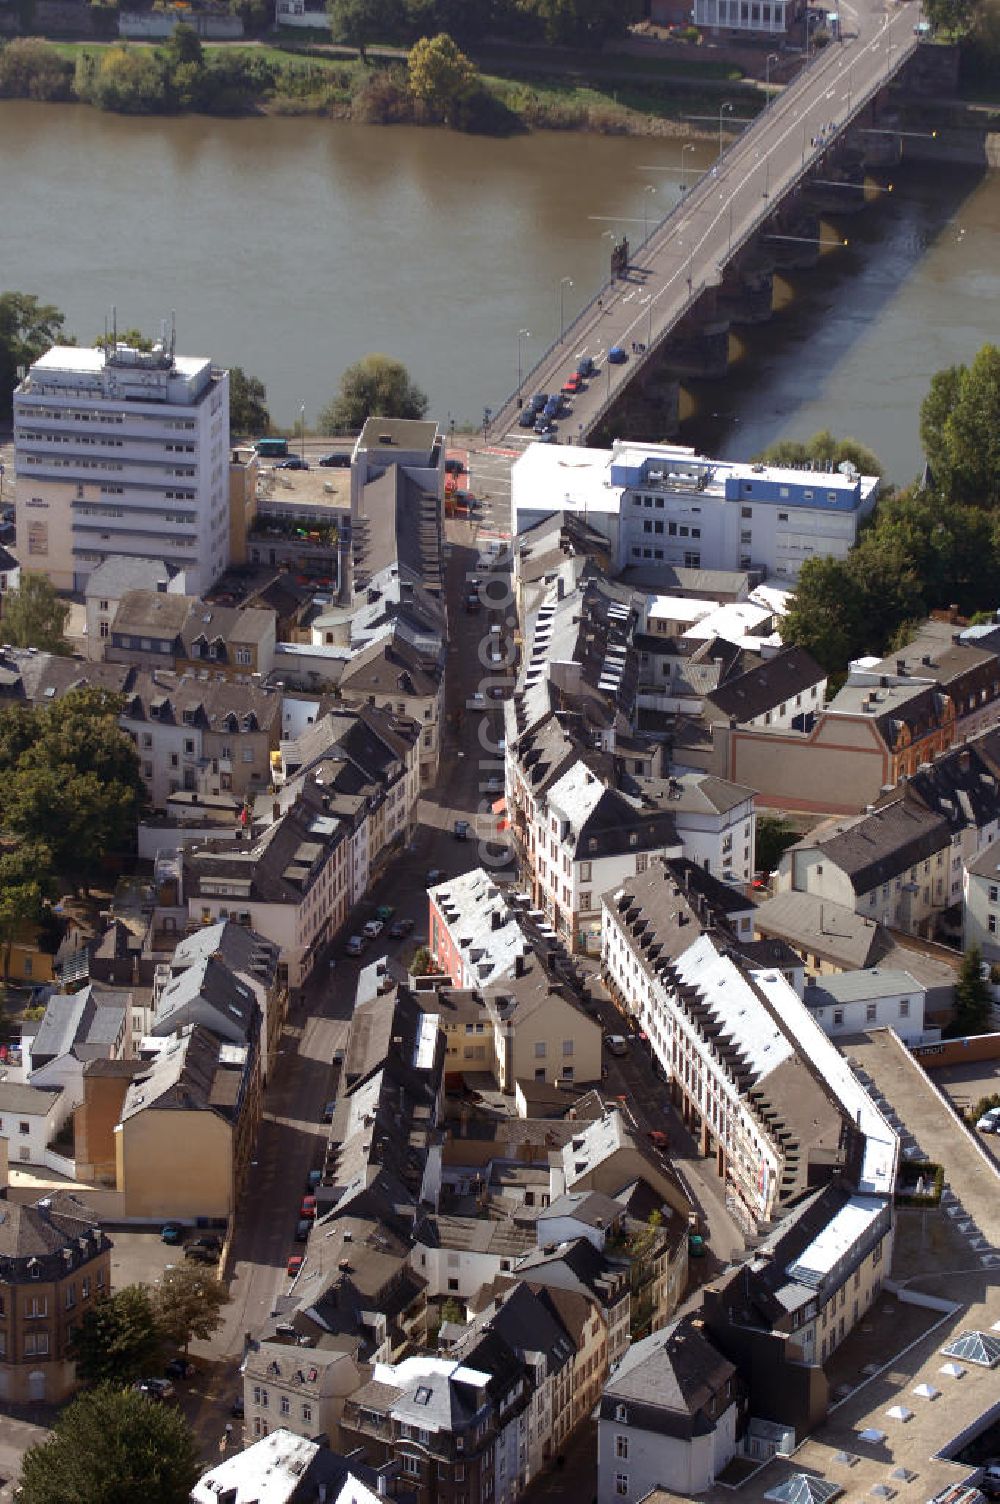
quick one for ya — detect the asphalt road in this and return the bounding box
[490,0,921,445]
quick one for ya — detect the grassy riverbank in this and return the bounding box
[1,34,763,135]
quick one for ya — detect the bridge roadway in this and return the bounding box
[490,0,921,449]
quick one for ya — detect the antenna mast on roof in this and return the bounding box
[170,310,176,361]
[112,305,117,349]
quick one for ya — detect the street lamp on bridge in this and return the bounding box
[559,278,574,341]
[719,100,733,156]
[517,329,531,402]
[765,52,778,94]
[643,184,657,239]
[680,141,696,190]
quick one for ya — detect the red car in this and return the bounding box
[647,1130,670,1151]
[562,376,582,394]
[287,1254,303,1277]
[300,1195,317,1220]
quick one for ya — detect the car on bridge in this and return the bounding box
[608,345,628,365]
[577,356,595,378]
[529,393,548,412]
[518,409,536,428]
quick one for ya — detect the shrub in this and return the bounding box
[0,39,76,101]
[350,64,414,122]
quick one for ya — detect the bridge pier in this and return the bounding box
[716,264,775,326]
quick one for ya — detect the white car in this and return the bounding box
[976,1106,1000,1132]
[362,919,384,940]
[467,693,487,712]
[605,1035,629,1057]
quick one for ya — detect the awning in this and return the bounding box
[491,796,507,815]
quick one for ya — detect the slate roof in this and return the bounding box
[0,1080,61,1116]
[121,1025,246,1122]
[112,589,192,639]
[0,649,131,705]
[171,919,280,990]
[0,1192,109,1273]
[29,984,128,1067]
[753,892,884,970]
[84,556,172,600]
[152,954,260,1042]
[601,1313,735,1427]
[548,761,681,862]
[703,645,825,724]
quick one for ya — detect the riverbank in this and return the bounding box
[0,33,764,135]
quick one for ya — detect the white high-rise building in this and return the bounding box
[14,331,230,596]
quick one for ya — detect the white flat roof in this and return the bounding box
[674,934,794,1081]
[32,345,209,379]
[647,595,718,623]
[414,1011,439,1072]
[683,601,775,644]
[513,442,623,517]
[786,1194,885,1283]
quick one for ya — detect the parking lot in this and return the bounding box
[108,1226,219,1292]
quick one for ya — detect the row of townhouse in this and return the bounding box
[601,858,898,1235]
[503,562,758,952]
[176,706,420,990]
[776,727,1000,941]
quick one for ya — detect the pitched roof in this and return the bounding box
[804,800,950,892]
[121,1025,246,1122]
[84,556,172,600]
[602,1313,735,1419]
[0,1192,108,1265]
[704,645,826,724]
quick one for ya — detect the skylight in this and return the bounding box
[940,1331,1000,1369]
[764,1475,842,1504]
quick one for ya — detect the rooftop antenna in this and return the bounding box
[170,310,176,361]
[112,305,118,350]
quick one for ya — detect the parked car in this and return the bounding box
[160,1223,183,1245]
[362,919,384,940]
[445,457,465,475]
[389,918,415,939]
[465,592,482,612]
[375,905,394,922]
[454,819,470,841]
[539,431,558,443]
[647,1129,670,1150]
[322,1100,336,1123]
[286,1255,303,1278]
[467,691,487,711]
[688,1232,707,1258]
[529,393,548,412]
[276,456,309,470]
[189,1234,221,1254]
[562,376,582,394]
[300,1195,317,1219]
[306,1168,323,1187]
[345,935,365,956]
[184,1244,218,1266]
[604,1035,629,1057]
[165,1357,197,1380]
[534,417,554,435]
[426,868,444,885]
[138,1377,175,1401]
[295,1218,312,1242]
[976,1106,1000,1132]
[518,408,536,428]
[577,355,595,378]
[318,451,350,467]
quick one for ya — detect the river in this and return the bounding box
[1,99,998,482]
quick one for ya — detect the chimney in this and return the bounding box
[514,953,526,978]
[491,910,503,931]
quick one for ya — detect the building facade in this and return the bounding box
[14,336,231,595]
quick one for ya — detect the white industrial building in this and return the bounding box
[511,439,879,583]
[14,331,230,595]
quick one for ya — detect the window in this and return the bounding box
[616,1436,629,1460]
[866,1003,877,1022]
[82,1277,90,1299]
[615,1404,629,1424]
[24,1331,49,1356]
[636,854,648,874]
[403,1457,421,1477]
[280,1396,290,1416]
[562,1039,574,1056]
[99,620,110,639]
[580,890,592,912]
[990,916,997,935]
[833,1008,844,1027]
[616,1476,629,1497]
[534,1041,547,1058]
[580,861,592,881]
[448,1277,459,1291]
[899,998,910,1018]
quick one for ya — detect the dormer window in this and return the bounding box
[616,1404,628,1424]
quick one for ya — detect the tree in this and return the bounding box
[0,293,64,421]
[407,32,478,122]
[521,0,642,46]
[0,39,76,103]
[93,327,153,353]
[755,814,798,874]
[164,21,204,68]
[228,365,271,437]
[0,687,147,891]
[948,946,993,1038]
[68,1285,166,1386]
[319,353,428,433]
[753,427,884,481]
[18,1383,199,1504]
[0,843,55,981]
[919,344,1000,506]
[0,573,71,654]
[781,554,866,675]
[154,1263,230,1355]
[326,0,405,57]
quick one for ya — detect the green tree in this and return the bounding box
[68,1286,166,1386]
[922,0,976,31]
[164,21,204,68]
[93,327,153,353]
[0,293,65,422]
[920,344,1000,506]
[781,554,866,674]
[0,573,71,654]
[77,44,171,113]
[0,39,76,102]
[18,1383,198,1504]
[948,946,993,1038]
[326,0,405,57]
[319,353,428,433]
[407,32,478,122]
[753,427,884,480]
[0,687,147,892]
[228,365,272,437]
[521,0,641,46]
[0,843,55,981]
[410,944,434,975]
[755,814,798,874]
[155,1264,230,1355]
